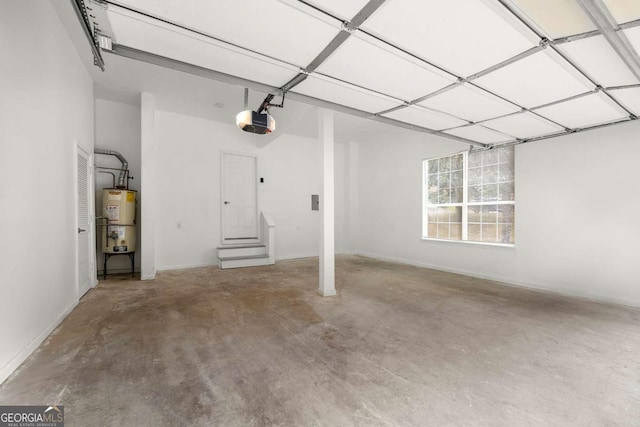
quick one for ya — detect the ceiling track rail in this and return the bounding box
[552,29,602,45]
[313,71,404,102]
[577,0,640,82]
[606,83,640,90]
[495,116,636,148]
[281,0,387,92]
[495,0,637,120]
[70,0,105,70]
[358,29,461,80]
[465,44,544,81]
[105,44,488,148]
[551,17,640,45]
[529,89,596,110]
[620,18,640,31]
[408,82,463,106]
[294,0,342,22]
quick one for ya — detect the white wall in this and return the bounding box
[152,110,346,270]
[343,141,360,254]
[140,93,158,279]
[514,121,640,306]
[0,1,94,383]
[94,98,141,273]
[353,121,640,307]
[258,130,322,260]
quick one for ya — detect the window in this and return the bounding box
[423,146,515,245]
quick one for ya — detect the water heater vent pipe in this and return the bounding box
[95,147,128,188]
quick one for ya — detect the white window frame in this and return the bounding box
[422,148,515,247]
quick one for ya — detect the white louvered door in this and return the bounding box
[77,149,92,296]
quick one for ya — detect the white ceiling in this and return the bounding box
[84,0,640,147]
[91,54,397,144]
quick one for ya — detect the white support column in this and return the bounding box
[140,93,156,280]
[318,108,336,297]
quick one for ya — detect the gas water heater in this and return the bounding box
[102,189,137,253]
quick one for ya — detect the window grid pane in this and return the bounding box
[426,153,464,207]
[424,146,514,245]
[426,206,462,240]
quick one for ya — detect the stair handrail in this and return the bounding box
[260,211,276,264]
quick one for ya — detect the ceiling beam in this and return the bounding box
[620,18,640,31]
[281,0,387,92]
[576,0,640,82]
[550,17,640,46]
[606,83,640,90]
[465,44,544,81]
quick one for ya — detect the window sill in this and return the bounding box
[421,237,515,248]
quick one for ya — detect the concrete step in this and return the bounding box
[218,254,271,269]
[217,245,266,258]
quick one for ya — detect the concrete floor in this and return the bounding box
[1,256,639,426]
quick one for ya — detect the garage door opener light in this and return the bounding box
[236,88,285,135]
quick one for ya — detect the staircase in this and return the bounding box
[217,212,276,269]
[217,244,271,269]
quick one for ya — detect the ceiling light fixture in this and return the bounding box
[236,88,285,134]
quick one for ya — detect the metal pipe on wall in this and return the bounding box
[95,147,129,188]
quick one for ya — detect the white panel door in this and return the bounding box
[77,149,93,296]
[222,152,258,242]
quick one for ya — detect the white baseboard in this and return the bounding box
[156,262,216,272]
[275,251,345,261]
[355,252,640,309]
[275,253,318,261]
[0,299,78,385]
